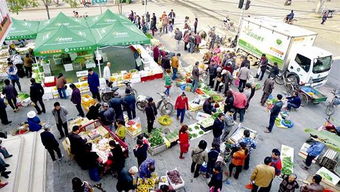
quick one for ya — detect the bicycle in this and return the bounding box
[325,89,340,116]
[136,92,174,115]
[274,73,297,96]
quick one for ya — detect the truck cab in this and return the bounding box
[287,46,333,87]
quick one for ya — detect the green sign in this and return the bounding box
[92,0,107,4]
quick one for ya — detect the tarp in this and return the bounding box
[6,18,40,40]
[34,26,96,56]
[86,9,132,28]
[38,12,87,32]
[92,22,150,46]
[304,128,340,152]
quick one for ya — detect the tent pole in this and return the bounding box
[96,47,102,78]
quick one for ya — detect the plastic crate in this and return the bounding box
[320,157,337,171]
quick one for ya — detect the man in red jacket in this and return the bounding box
[175,92,189,124]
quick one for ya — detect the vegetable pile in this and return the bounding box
[167,170,183,185]
[157,115,173,126]
[149,128,164,147]
[281,156,293,175]
[137,178,155,192]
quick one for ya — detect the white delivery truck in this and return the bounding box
[237,16,333,87]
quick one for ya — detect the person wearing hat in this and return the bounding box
[145,97,157,133]
[98,103,115,130]
[123,89,137,120]
[175,92,189,124]
[208,166,223,192]
[103,62,111,87]
[116,166,138,192]
[40,127,62,161]
[27,111,42,132]
[52,102,69,139]
[30,78,46,114]
[250,157,275,192]
[109,93,124,121]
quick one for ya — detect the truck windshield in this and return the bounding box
[313,56,332,73]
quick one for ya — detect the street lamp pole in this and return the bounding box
[237,1,246,36]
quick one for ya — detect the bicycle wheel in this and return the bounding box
[325,104,335,116]
[136,101,146,111]
[132,88,138,96]
[299,93,309,107]
[161,102,174,115]
[275,75,284,85]
[285,83,294,95]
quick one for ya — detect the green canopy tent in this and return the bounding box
[34,26,96,56]
[86,9,132,28]
[38,12,87,32]
[6,18,40,40]
[91,22,150,46]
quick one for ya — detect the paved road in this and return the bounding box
[327,58,340,89]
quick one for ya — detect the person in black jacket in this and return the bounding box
[116,166,138,192]
[2,79,18,112]
[208,166,223,192]
[212,113,224,145]
[86,103,101,120]
[108,140,125,174]
[30,78,45,114]
[145,97,157,133]
[207,64,217,88]
[269,62,280,78]
[0,97,11,125]
[133,138,149,167]
[40,127,62,161]
[123,89,136,120]
[203,97,216,115]
[68,125,87,168]
[109,93,124,121]
[224,90,234,113]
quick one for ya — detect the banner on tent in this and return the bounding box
[92,0,107,4]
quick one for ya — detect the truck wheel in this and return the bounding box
[299,93,309,106]
[287,74,299,85]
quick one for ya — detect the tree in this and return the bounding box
[7,0,78,19]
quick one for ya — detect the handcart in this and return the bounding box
[298,86,327,106]
[222,126,257,163]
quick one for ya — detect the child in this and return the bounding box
[222,108,235,142]
[164,69,172,96]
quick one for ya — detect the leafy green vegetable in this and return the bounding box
[194,126,200,130]
[199,131,204,135]
[149,129,164,147]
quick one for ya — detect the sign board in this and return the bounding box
[64,64,74,72]
[76,70,88,77]
[92,0,107,4]
[0,0,12,44]
[86,62,96,69]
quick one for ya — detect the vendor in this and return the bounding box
[300,174,324,192]
[68,125,88,169]
[203,97,216,115]
[139,158,155,178]
[108,140,125,175]
[27,111,42,132]
[286,92,301,111]
[156,185,175,192]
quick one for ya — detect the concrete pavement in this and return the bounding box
[4,1,340,191]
